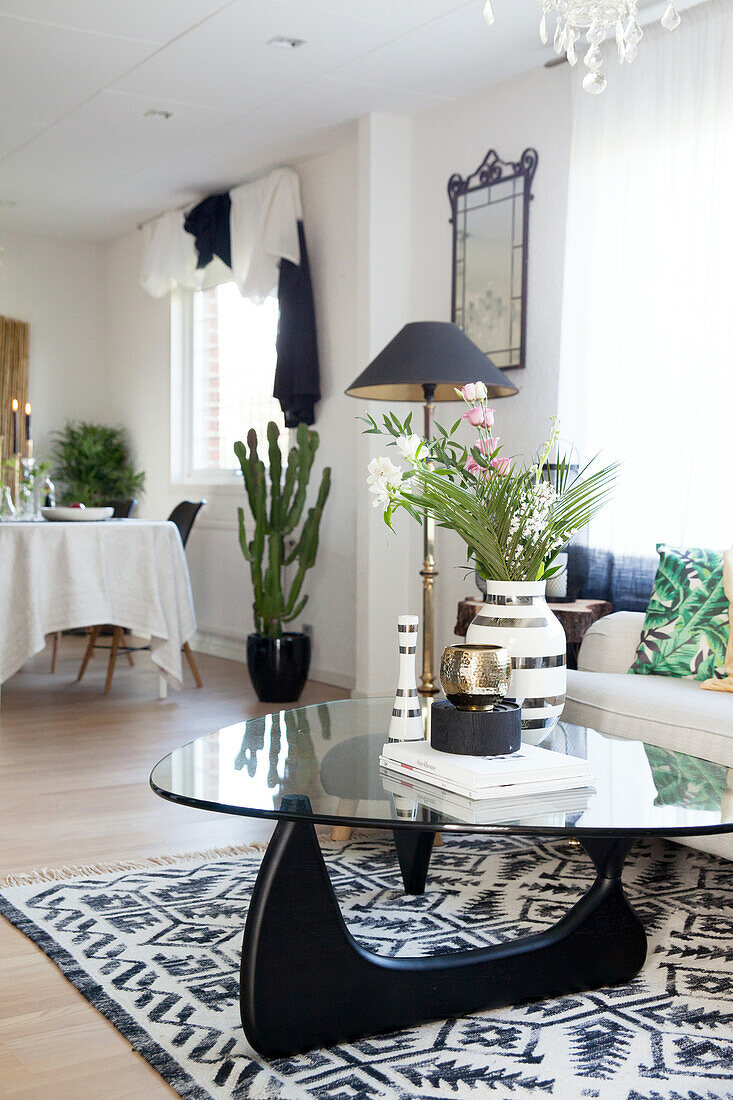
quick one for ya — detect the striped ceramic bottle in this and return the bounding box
[465,580,566,744]
[388,615,425,743]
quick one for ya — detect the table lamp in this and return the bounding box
[346,321,518,696]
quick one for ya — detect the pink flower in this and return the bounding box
[466,457,489,479]
[483,407,495,427]
[460,383,477,402]
[476,436,500,455]
[462,406,486,427]
[491,456,511,475]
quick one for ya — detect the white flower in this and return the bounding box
[367,456,401,481]
[396,434,423,464]
[367,456,403,508]
[474,381,488,400]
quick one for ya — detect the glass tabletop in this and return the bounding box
[149,698,733,837]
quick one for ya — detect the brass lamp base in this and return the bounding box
[418,386,440,697]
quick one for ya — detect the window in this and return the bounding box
[558,3,733,555]
[172,282,284,485]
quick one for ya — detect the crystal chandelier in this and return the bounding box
[482,0,682,94]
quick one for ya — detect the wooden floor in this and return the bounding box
[0,639,347,1098]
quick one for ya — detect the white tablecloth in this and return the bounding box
[0,520,197,689]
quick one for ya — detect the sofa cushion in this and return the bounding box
[629,544,728,681]
[565,668,733,767]
[579,612,645,674]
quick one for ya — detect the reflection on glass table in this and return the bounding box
[151,698,733,836]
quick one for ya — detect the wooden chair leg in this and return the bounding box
[50,631,60,673]
[330,829,441,846]
[104,627,123,695]
[77,626,100,682]
[182,642,203,688]
[120,628,134,666]
[331,799,358,841]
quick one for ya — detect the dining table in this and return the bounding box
[0,518,197,703]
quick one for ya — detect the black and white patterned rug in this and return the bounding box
[2,833,733,1100]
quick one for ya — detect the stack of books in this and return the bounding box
[379,740,594,803]
[381,771,593,827]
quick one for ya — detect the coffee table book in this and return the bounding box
[379,740,591,800]
[381,771,594,825]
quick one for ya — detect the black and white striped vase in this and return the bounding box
[388,615,425,743]
[465,580,566,744]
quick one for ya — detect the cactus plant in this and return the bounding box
[235,421,331,639]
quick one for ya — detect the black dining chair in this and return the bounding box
[106,498,138,518]
[168,500,206,548]
[77,500,207,694]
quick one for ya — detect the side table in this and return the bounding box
[455,596,613,670]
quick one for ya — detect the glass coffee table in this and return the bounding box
[150,697,733,1058]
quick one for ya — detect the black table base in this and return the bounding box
[240,801,647,1058]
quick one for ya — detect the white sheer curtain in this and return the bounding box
[558,0,733,556]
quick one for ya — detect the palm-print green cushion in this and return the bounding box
[644,744,728,810]
[629,545,729,681]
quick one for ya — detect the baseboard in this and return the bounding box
[190,630,355,691]
[190,629,245,664]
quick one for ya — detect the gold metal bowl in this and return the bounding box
[439,643,512,711]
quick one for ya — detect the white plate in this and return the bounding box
[41,506,114,522]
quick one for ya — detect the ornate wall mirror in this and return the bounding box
[449,148,538,371]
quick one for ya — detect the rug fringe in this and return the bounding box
[0,842,270,888]
[1,830,406,889]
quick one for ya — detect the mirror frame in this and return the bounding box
[448,147,538,373]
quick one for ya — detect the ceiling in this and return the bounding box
[0,0,702,240]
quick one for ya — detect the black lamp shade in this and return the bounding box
[345,322,518,402]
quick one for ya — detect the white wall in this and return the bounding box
[102,141,360,690]
[407,63,573,663]
[348,66,573,694]
[287,140,359,687]
[0,230,108,457]
[353,114,423,697]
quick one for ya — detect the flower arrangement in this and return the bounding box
[363,382,618,583]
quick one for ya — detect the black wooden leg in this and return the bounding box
[240,810,647,1059]
[392,828,434,895]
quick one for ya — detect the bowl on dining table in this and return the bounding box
[41,506,114,522]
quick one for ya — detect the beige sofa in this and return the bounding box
[564,611,733,859]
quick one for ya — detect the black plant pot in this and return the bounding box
[246,632,312,704]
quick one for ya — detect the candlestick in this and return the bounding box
[11,399,18,455]
[12,454,20,512]
[25,403,31,447]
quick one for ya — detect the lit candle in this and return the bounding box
[11,399,18,455]
[25,403,31,445]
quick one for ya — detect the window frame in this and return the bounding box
[170,285,283,491]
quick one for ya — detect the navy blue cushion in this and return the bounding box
[568,546,656,612]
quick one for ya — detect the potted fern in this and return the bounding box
[235,422,331,703]
[52,421,145,506]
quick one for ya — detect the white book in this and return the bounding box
[381,770,594,826]
[380,739,589,793]
[379,756,593,801]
